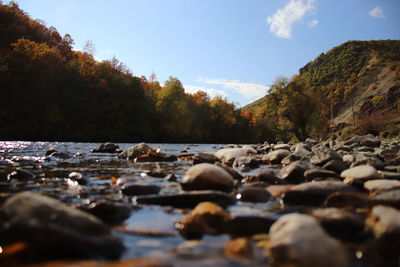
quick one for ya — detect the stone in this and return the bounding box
[366,205,400,238]
[304,169,338,181]
[45,147,58,156]
[340,165,382,185]
[224,238,253,258]
[214,162,243,181]
[0,192,123,260]
[6,168,36,180]
[215,147,255,165]
[364,179,400,193]
[242,170,286,186]
[344,134,376,146]
[181,163,234,192]
[361,138,381,148]
[77,200,133,224]
[233,156,261,169]
[268,214,349,267]
[324,192,369,209]
[350,153,384,169]
[283,181,355,206]
[309,146,342,166]
[322,159,348,173]
[370,189,400,208]
[262,149,291,164]
[279,160,316,184]
[117,143,151,159]
[226,215,276,237]
[272,144,291,151]
[121,183,161,196]
[91,142,121,153]
[135,191,236,208]
[134,150,177,162]
[237,187,272,203]
[193,152,220,165]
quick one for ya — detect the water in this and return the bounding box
[0,141,270,266]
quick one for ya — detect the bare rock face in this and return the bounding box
[268,214,349,267]
[0,192,124,261]
[181,163,235,192]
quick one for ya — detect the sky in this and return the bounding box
[5,0,400,107]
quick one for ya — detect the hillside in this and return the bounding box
[244,40,400,139]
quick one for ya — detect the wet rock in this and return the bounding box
[309,146,342,166]
[49,152,71,159]
[117,143,151,159]
[266,185,294,198]
[324,192,369,209]
[322,159,348,173]
[6,168,36,180]
[370,189,400,208]
[181,163,234,192]
[279,160,316,184]
[268,214,349,267]
[91,142,121,153]
[304,169,338,181]
[193,152,220,165]
[121,183,161,196]
[68,172,88,185]
[0,192,124,260]
[233,156,261,169]
[283,181,355,206]
[134,150,177,162]
[364,179,400,193]
[310,208,366,240]
[214,162,243,181]
[45,147,58,156]
[237,187,272,203]
[262,149,291,164]
[135,191,236,208]
[340,165,381,185]
[77,200,133,224]
[226,215,276,237]
[215,147,256,165]
[175,202,230,240]
[366,205,400,238]
[224,238,253,258]
[272,144,291,151]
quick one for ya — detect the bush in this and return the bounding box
[356,113,391,136]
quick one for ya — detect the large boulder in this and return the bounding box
[0,192,124,261]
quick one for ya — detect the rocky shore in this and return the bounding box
[0,135,400,266]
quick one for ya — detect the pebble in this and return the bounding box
[340,165,381,185]
[324,192,370,209]
[121,183,161,196]
[304,169,339,181]
[224,238,253,258]
[279,160,316,184]
[262,149,291,164]
[366,205,400,238]
[364,179,400,193]
[237,187,272,203]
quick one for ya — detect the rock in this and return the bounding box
[364,179,400,193]
[268,214,349,267]
[121,183,161,196]
[237,187,272,203]
[134,150,177,162]
[0,192,124,260]
[193,152,220,165]
[309,146,342,166]
[91,142,121,153]
[292,144,311,158]
[224,238,253,258]
[233,156,261,169]
[350,153,384,169]
[310,208,366,240]
[117,143,151,159]
[49,152,71,159]
[6,168,36,180]
[68,172,88,185]
[385,156,400,166]
[304,169,338,181]
[340,165,382,185]
[379,148,398,161]
[279,160,316,184]
[135,191,236,208]
[361,138,381,148]
[175,202,230,240]
[77,200,133,224]
[214,162,243,181]
[262,149,291,164]
[379,171,400,180]
[280,154,302,165]
[266,185,294,198]
[366,205,400,238]
[215,148,255,165]
[324,192,369,209]
[226,215,276,236]
[181,163,234,192]
[45,147,58,156]
[283,181,355,206]
[370,189,400,208]
[272,144,291,150]
[355,146,375,153]
[322,159,349,173]
[344,134,376,146]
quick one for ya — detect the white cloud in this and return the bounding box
[266,0,316,38]
[308,19,319,28]
[369,6,385,19]
[198,78,269,100]
[184,85,228,99]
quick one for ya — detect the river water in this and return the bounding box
[0,141,274,266]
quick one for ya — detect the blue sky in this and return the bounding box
[6,0,400,106]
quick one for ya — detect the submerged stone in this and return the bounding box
[91,142,121,153]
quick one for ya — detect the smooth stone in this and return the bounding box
[214,162,243,181]
[361,138,381,147]
[340,165,381,185]
[370,189,400,208]
[49,152,71,159]
[355,146,375,153]
[226,215,276,237]
[366,205,400,238]
[121,183,161,196]
[77,200,133,224]
[272,144,291,151]
[309,146,342,166]
[310,208,365,240]
[45,147,58,156]
[224,238,253,258]
[322,159,349,173]
[281,154,302,165]
[293,142,311,152]
[0,192,123,260]
[91,142,120,153]
[193,152,220,165]
[6,168,36,180]
[385,156,400,166]
[379,148,398,161]
[242,170,286,186]
[237,187,272,203]
[135,191,236,209]
[266,185,294,198]
[350,153,384,169]
[364,179,400,193]
[262,149,291,164]
[384,165,400,172]
[268,214,349,267]
[233,156,261,169]
[379,171,400,180]
[181,163,234,192]
[283,181,355,206]
[117,143,151,159]
[215,148,255,165]
[324,192,370,209]
[304,169,338,181]
[279,160,316,184]
[344,134,376,146]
